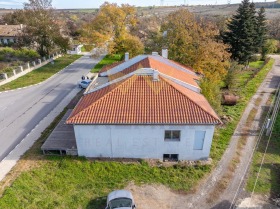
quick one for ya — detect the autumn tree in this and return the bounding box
[151,9,230,111]
[81,2,143,57]
[268,15,280,40]
[2,0,69,56]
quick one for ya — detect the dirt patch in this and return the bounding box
[125,183,180,209]
[237,195,279,209]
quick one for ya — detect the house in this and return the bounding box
[0,24,23,45]
[66,51,221,161]
[67,44,83,55]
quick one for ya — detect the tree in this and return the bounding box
[150,9,230,110]
[256,7,267,60]
[81,2,143,56]
[268,15,280,40]
[263,39,279,55]
[222,0,257,65]
[2,0,69,56]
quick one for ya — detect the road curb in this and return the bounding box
[0,55,85,95]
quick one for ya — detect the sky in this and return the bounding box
[0,0,275,9]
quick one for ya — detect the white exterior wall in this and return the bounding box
[73,124,215,160]
[67,45,82,55]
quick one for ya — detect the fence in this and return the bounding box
[0,52,62,87]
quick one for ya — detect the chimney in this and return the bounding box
[162,48,168,59]
[153,70,159,81]
[125,52,129,61]
[152,52,159,56]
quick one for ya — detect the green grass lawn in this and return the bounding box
[0,158,210,209]
[246,98,280,196]
[91,54,122,73]
[249,60,264,69]
[0,59,275,209]
[0,55,82,92]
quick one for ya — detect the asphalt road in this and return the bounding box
[0,55,102,162]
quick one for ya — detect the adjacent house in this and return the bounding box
[67,44,83,55]
[0,24,23,45]
[66,51,221,161]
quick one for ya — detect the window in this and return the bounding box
[164,130,180,141]
[163,154,178,161]
[194,131,206,150]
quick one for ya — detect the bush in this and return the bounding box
[249,55,260,62]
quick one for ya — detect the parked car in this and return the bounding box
[78,79,91,89]
[105,190,136,209]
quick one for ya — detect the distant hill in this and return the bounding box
[0,1,279,20]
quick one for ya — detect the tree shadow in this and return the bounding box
[86,196,107,209]
[210,200,233,209]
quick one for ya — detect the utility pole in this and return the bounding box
[161,0,164,6]
[228,0,231,4]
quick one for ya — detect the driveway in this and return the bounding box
[0,55,103,162]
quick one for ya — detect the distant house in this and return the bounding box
[67,44,83,55]
[0,24,23,45]
[66,51,221,161]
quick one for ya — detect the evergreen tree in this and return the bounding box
[257,7,267,60]
[222,0,257,65]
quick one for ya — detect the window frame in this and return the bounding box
[163,154,179,161]
[164,130,181,141]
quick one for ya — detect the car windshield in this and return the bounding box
[109,198,132,208]
[81,81,90,84]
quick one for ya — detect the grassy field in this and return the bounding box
[0,55,82,92]
[0,59,275,208]
[246,96,280,196]
[91,54,122,73]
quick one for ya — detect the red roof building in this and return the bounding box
[67,52,221,161]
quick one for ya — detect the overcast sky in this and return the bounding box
[0,0,275,9]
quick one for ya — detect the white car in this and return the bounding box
[105,190,136,209]
[78,79,91,89]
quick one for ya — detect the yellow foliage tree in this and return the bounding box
[160,9,230,111]
[81,2,143,56]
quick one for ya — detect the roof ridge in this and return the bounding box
[161,76,221,123]
[68,75,137,123]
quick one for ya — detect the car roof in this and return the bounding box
[107,190,133,203]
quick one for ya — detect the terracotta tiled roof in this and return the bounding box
[67,75,221,125]
[107,57,200,88]
[0,25,22,37]
[99,61,125,74]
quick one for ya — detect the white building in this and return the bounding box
[0,24,23,45]
[67,45,83,55]
[67,51,221,161]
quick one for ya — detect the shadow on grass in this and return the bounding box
[86,196,107,209]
